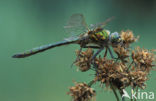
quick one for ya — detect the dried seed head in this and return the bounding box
[94,57,130,89]
[75,48,94,72]
[120,30,138,47]
[113,45,129,63]
[132,47,155,71]
[129,70,147,89]
[68,82,96,101]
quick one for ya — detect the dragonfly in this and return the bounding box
[12,14,122,60]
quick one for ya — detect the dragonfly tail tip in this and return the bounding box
[12,54,19,58]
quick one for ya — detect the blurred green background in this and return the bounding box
[0,0,156,101]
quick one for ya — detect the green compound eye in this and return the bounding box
[110,32,119,39]
[110,32,120,43]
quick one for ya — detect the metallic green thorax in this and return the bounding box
[90,29,110,41]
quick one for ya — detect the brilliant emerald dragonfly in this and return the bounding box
[12,14,121,59]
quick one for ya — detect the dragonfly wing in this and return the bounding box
[64,14,89,36]
[89,16,114,30]
[64,36,79,42]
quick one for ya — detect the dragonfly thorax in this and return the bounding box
[88,29,122,46]
[89,29,110,42]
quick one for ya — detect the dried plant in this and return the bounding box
[68,82,96,101]
[74,48,94,72]
[67,30,155,101]
[120,30,138,47]
[132,47,155,72]
[113,45,129,63]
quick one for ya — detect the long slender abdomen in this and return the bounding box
[12,39,78,58]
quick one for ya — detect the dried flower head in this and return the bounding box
[68,82,96,101]
[113,45,129,63]
[94,57,129,89]
[120,30,138,47]
[75,48,94,72]
[129,70,148,89]
[132,47,155,71]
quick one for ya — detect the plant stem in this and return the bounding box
[110,83,120,101]
[127,61,134,72]
[88,80,95,87]
[131,88,133,101]
[135,87,138,101]
[104,48,107,57]
[119,89,125,101]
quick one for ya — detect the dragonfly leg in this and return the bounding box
[91,47,104,61]
[107,46,115,59]
[90,47,104,69]
[83,45,100,49]
[71,45,100,68]
[72,45,100,62]
[104,48,108,57]
[91,47,104,67]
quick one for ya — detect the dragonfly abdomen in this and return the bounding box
[12,39,78,58]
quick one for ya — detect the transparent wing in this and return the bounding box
[64,36,79,42]
[89,16,115,30]
[64,14,89,36]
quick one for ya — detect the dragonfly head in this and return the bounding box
[109,32,122,45]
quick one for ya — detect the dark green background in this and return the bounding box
[0,0,156,101]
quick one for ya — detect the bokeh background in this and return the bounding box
[0,0,156,101]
